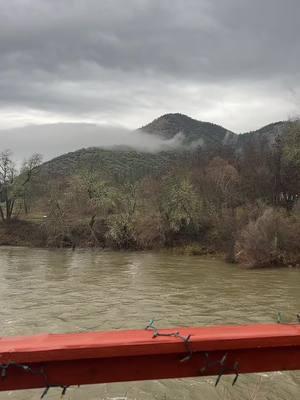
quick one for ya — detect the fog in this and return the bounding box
[0,123,189,164]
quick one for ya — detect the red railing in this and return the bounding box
[0,322,299,397]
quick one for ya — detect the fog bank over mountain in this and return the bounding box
[0,123,189,163]
[1,112,292,165]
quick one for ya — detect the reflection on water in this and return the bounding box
[0,247,299,399]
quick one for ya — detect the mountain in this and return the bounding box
[139,113,237,147]
[38,113,292,180]
[140,113,292,148]
[236,121,288,149]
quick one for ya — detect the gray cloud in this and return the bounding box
[0,0,299,132]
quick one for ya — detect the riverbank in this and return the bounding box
[1,219,300,268]
[0,220,46,247]
[0,220,217,255]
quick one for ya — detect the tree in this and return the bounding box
[0,150,42,222]
[281,121,300,207]
[20,153,43,214]
[71,170,117,245]
[238,141,273,204]
[158,176,202,246]
[283,121,300,166]
[271,135,283,205]
[105,183,139,249]
[0,150,16,222]
[205,157,240,209]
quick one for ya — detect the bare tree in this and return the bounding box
[0,150,42,222]
[20,153,43,214]
[0,150,16,222]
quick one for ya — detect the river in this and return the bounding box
[0,247,299,399]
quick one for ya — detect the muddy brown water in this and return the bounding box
[0,247,299,399]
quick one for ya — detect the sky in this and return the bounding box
[0,0,300,139]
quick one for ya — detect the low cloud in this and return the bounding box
[0,123,190,164]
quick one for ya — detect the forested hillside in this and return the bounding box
[0,114,299,268]
[32,114,293,181]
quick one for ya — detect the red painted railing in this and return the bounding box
[0,323,299,396]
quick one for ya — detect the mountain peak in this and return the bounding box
[139,113,235,145]
[150,112,196,122]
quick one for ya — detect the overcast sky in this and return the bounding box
[0,0,300,134]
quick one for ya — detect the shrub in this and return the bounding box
[235,208,300,267]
